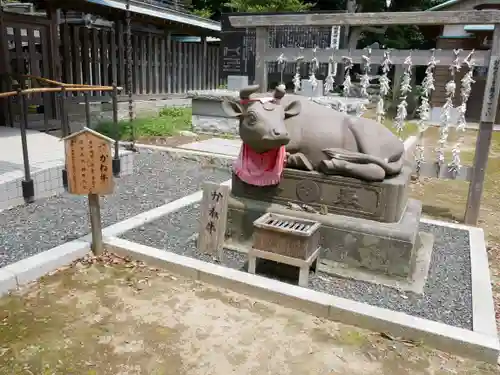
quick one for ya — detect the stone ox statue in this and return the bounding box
[222,85,405,185]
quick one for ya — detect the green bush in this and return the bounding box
[95,106,192,140]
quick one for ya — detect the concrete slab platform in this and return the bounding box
[178,137,241,157]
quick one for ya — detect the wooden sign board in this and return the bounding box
[198,182,230,259]
[63,127,115,195]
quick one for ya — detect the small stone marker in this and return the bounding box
[62,127,115,255]
[197,182,230,260]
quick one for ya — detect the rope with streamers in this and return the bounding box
[292,55,304,93]
[276,52,287,86]
[393,53,413,138]
[437,49,461,168]
[448,50,475,176]
[415,49,438,174]
[356,47,372,117]
[324,53,336,94]
[376,50,392,124]
[308,46,319,97]
[342,55,353,99]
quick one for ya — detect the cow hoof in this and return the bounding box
[287,153,314,171]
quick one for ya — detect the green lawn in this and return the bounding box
[95,107,192,141]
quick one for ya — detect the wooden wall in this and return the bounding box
[59,23,220,101]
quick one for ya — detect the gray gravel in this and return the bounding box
[121,208,473,330]
[0,151,230,268]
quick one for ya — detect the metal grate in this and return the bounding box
[264,217,312,234]
[253,213,320,237]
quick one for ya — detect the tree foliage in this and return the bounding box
[190,0,448,50]
[223,0,314,12]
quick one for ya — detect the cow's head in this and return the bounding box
[221,85,301,153]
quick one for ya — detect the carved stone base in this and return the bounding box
[231,166,412,223]
[225,196,431,280]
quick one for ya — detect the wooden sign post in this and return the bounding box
[63,127,115,255]
[198,182,230,260]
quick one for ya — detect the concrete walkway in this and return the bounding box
[178,137,241,157]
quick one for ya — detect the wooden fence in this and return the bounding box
[59,24,220,102]
[1,10,221,109]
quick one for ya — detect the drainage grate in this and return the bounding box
[253,212,321,259]
[253,213,320,237]
[264,217,312,234]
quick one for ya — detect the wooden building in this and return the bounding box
[0,0,221,130]
[427,0,497,123]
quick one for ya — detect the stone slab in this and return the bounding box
[192,115,240,135]
[319,231,434,294]
[227,75,249,90]
[2,240,90,286]
[231,166,412,223]
[0,269,17,297]
[226,196,423,279]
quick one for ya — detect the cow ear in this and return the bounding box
[284,100,301,118]
[221,99,244,118]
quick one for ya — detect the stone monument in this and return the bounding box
[218,85,434,291]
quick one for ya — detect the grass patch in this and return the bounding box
[95,107,192,140]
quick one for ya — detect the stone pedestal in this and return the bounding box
[223,167,433,285]
[225,195,429,280]
[227,76,249,91]
[231,167,411,223]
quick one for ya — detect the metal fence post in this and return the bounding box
[60,87,69,189]
[112,83,121,177]
[17,88,34,203]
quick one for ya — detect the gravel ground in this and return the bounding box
[0,151,230,268]
[121,207,473,330]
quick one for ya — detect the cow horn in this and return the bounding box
[240,85,261,100]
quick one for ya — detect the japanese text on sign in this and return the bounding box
[64,130,114,195]
[198,182,230,257]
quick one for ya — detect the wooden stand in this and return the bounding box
[248,247,320,287]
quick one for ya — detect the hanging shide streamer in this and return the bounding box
[340,56,353,113]
[324,54,336,94]
[449,50,475,175]
[293,56,304,93]
[376,51,392,124]
[277,53,287,86]
[437,49,461,167]
[308,47,320,97]
[357,47,372,117]
[393,54,413,138]
[415,49,438,174]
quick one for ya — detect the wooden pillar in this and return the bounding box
[0,6,11,126]
[201,36,207,90]
[46,6,61,119]
[465,24,500,225]
[166,31,172,93]
[255,27,268,92]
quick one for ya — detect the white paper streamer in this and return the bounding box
[415,49,439,173]
[393,54,413,138]
[376,51,392,124]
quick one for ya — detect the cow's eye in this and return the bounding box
[247,113,257,124]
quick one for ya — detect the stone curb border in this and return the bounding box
[0,145,497,364]
[0,178,230,297]
[102,232,499,364]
